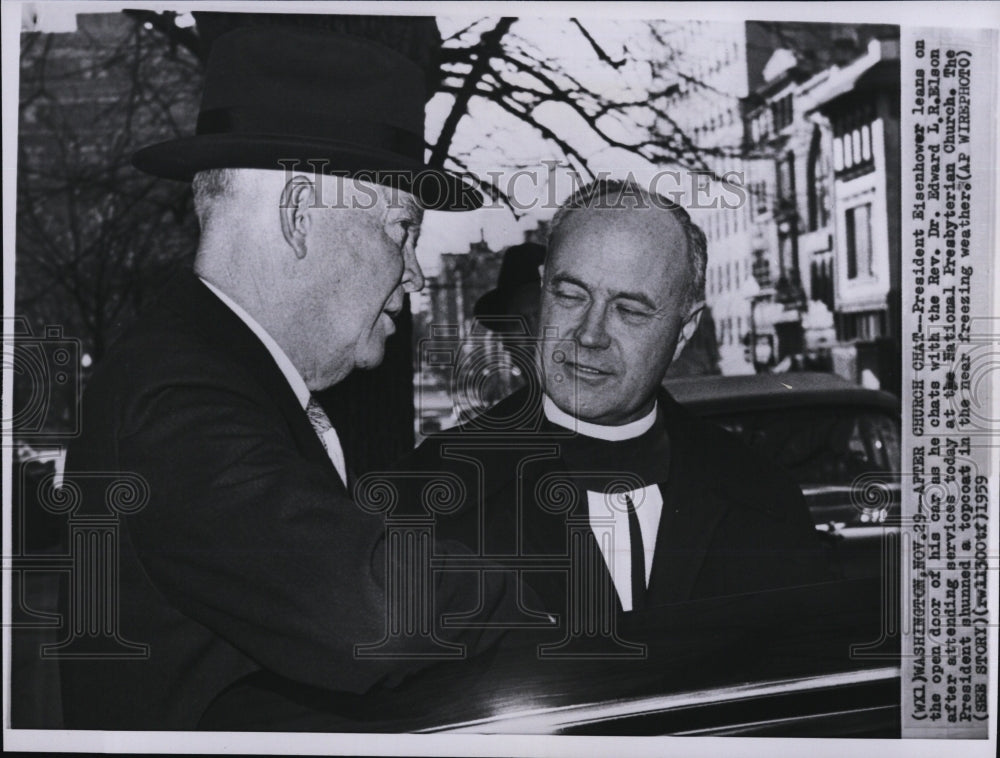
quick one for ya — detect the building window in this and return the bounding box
[845,203,873,280]
[771,93,794,132]
[836,309,887,342]
[752,180,769,218]
[832,102,877,179]
[752,108,774,144]
[807,127,831,231]
[811,254,835,312]
[778,151,796,205]
[752,250,771,287]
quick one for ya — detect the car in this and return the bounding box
[241,577,900,736]
[419,578,900,736]
[664,371,902,580]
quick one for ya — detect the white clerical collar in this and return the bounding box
[543,395,658,441]
[199,277,311,410]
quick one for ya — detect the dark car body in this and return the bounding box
[314,578,901,737]
[665,372,902,580]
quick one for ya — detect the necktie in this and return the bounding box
[305,396,347,486]
[624,493,645,611]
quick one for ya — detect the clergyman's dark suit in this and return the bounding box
[401,386,836,621]
[59,271,512,730]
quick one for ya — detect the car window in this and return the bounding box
[708,407,900,489]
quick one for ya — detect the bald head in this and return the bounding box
[548,179,706,313]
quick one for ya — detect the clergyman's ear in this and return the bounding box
[279,175,315,259]
[671,302,704,363]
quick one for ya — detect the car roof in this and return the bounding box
[664,372,900,415]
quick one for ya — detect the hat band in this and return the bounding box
[196,106,425,160]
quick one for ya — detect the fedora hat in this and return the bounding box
[132,26,481,211]
[474,242,546,334]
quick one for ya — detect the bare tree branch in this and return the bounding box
[570,18,626,68]
[429,17,515,169]
[17,14,199,360]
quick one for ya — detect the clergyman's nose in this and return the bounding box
[575,303,611,350]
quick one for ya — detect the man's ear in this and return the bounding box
[279,175,315,259]
[671,302,704,363]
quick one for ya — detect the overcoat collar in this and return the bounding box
[156,270,347,494]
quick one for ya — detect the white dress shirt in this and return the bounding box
[543,395,664,612]
[199,277,348,486]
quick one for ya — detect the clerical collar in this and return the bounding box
[542,395,658,441]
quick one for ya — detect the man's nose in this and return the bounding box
[402,245,425,293]
[575,302,611,350]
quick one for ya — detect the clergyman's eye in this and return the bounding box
[617,304,645,316]
[552,284,586,303]
[616,303,653,322]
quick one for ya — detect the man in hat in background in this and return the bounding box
[466,242,546,410]
[60,25,517,731]
[473,242,547,341]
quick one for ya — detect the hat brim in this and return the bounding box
[473,288,520,334]
[132,134,483,212]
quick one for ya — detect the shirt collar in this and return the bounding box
[542,394,658,441]
[199,277,311,410]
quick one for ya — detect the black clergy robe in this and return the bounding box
[399,386,837,621]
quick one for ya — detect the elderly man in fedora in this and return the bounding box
[59,26,516,731]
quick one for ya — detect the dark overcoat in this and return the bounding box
[59,271,509,730]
